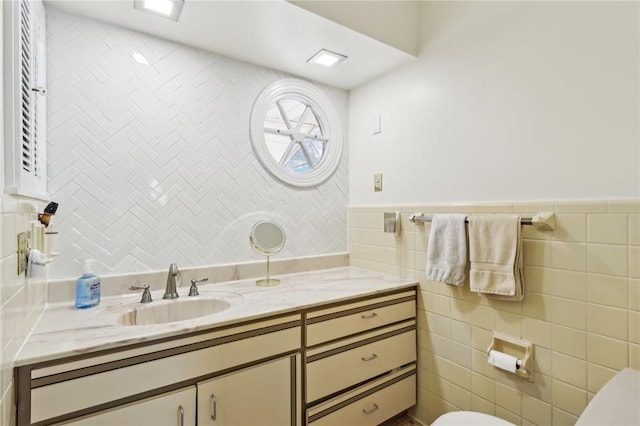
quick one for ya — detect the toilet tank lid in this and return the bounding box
[576,368,640,426]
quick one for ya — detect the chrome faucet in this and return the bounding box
[163,263,181,299]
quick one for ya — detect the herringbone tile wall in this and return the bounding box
[46,8,349,279]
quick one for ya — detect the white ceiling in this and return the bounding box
[43,0,417,90]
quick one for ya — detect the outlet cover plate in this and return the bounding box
[17,232,29,275]
[374,173,383,192]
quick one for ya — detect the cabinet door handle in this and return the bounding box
[210,394,217,421]
[362,403,379,415]
[361,312,378,319]
[361,353,378,361]
[178,405,185,426]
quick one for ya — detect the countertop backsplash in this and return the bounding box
[47,253,349,304]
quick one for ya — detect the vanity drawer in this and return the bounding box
[306,290,416,346]
[306,327,416,402]
[307,366,416,426]
[29,325,300,424]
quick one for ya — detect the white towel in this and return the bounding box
[468,215,524,301]
[426,214,468,286]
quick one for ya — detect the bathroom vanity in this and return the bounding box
[13,267,417,426]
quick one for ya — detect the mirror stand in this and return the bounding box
[249,220,286,287]
[256,255,280,287]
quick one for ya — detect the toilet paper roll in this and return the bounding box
[488,349,519,373]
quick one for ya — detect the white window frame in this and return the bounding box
[3,0,48,199]
[250,79,343,187]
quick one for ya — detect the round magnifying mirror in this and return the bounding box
[249,221,286,286]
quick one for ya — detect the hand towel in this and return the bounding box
[468,215,524,301]
[426,214,468,286]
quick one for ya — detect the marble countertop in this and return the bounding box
[16,267,417,366]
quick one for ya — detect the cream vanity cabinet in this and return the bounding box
[304,289,417,425]
[15,315,301,426]
[15,286,417,426]
[60,356,296,426]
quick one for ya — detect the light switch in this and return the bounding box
[372,114,381,135]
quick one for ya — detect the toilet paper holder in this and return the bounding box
[487,332,534,381]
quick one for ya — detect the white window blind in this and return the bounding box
[4,0,48,199]
[20,0,34,173]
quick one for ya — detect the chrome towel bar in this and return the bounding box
[409,214,534,225]
[409,212,556,231]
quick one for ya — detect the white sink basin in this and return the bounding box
[119,297,231,326]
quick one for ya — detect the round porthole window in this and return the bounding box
[250,79,343,187]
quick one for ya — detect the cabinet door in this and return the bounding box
[60,387,196,426]
[198,356,294,426]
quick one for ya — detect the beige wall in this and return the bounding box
[349,1,639,205]
[348,199,639,425]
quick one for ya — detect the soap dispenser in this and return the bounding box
[75,259,101,309]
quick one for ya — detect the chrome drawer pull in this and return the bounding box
[361,353,378,361]
[361,312,378,319]
[178,405,185,426]
[210,394,217,420]
[362,403,379,415]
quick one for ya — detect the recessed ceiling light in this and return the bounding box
[144,0,173,15]
[134,0,184,22]
[307,49,347,67]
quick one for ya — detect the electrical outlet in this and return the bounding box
[374,173,383,192]
[17,232,30,275]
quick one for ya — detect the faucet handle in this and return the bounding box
[188,278,209,296]
[130,285,153,303]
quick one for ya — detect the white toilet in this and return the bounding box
[431,368,640,426]
[432,411,515,425]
